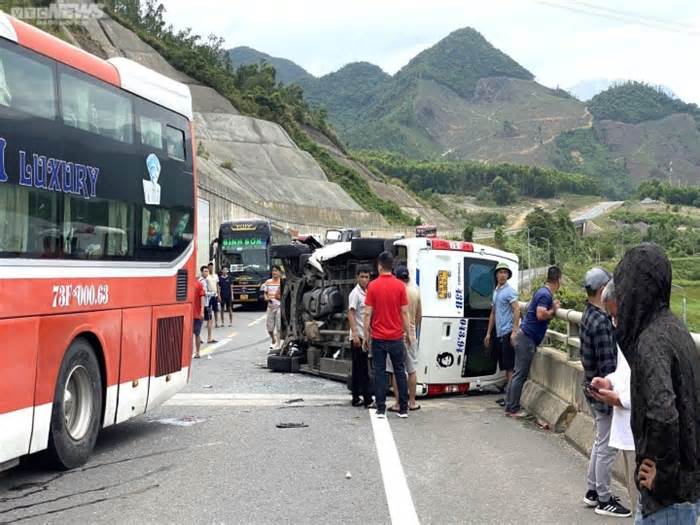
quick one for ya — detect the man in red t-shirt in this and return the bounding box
[363,251,414,418]
[192,277,206,359]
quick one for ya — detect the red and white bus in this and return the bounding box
[0,13,196,470]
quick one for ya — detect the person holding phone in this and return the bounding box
[580,268,631,518]
[589,278,638,515]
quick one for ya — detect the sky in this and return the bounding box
[159,0,700,103]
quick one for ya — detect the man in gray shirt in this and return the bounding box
[348,265,372,407]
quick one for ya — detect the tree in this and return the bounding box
[489,176,518,206]
[462,224,474,242]
[494,226,506,249]
[413,215,423,226]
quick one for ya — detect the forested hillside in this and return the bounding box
[228,46,311,84]
[589,81,700,125]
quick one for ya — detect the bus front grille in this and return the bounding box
[176,270,188,301]
[156,316,184,377]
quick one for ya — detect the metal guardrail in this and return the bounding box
[518,301,700,360]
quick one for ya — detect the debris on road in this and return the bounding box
[345,471,352,479]
[202,384,213,389]
[285,398,304,404]
[276,422,309,429]
[151,416,207,427]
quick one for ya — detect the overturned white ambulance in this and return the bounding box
[269,237,518,396]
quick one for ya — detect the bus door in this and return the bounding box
[414,249,466,386]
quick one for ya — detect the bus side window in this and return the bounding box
[60,70,133,143]
[0,45,56,119]
[166,125,185,161]
[140,115,163,150]
[0,56,10,107]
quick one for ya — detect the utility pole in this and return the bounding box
[527,228,532,293]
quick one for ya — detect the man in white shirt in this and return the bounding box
[348,266,372,407]
[591,278,638,512]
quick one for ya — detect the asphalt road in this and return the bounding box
[572,201,624,222]
[1,308,630,524]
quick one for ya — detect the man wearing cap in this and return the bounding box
[485,262,519,407]
[580,267,631,518]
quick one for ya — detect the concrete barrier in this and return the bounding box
[518,302,700,482]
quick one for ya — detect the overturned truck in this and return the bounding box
[269,237,517,396]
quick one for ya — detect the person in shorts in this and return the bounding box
[192,275,206,359]
[206,262,220,329]
[484,262,519,407]
[387,265,421,411]
[199,265,217,344]
[261,265,282,351]
[218,266,234,327]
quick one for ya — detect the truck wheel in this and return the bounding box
[47,338,103,470]
[350,238,387,259]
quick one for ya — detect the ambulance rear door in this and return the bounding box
[415,249,466,385]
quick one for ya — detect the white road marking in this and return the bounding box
[200,332,237,356]
[370,409,420,525]
[248,314,267,327]
[165,393,348,407]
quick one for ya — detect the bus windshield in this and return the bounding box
[222,247,268,270]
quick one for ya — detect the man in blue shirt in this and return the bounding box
[505,266,561,417]
[485,262,519,407]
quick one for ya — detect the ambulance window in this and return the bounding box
[464,258,496,316]
[395,245,407,260]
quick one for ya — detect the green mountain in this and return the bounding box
[298,62,390,133]
[588,81,700,125]
[392,27,534,99]
[551,82,700,190]
[228,46,312,84]
[294,27,589,170]
[279,31,700,194]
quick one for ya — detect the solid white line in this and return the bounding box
[370,409,420,525]
[247,314,267,327]
[200,337,231,355]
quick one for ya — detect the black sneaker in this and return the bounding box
[595,496,631,517]
[582,489,598,507]
[351,399,363,407]
[375,409,386,419]
[397,410,408,418]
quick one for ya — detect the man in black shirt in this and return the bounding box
[615,243,700,523]
[218,266,234,327]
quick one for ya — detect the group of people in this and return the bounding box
[192,262,235,359]
[581,244,700,524]
[347,251,422,417]
[485,243,700,523]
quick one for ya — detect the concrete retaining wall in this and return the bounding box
[521,346,628,482]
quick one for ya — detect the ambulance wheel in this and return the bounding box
[47,338,103,470]
[351,238,387,259]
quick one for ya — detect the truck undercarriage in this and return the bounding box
[268,238,392,379]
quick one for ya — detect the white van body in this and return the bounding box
[394,238,519,396]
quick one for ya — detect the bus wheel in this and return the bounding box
[47,338,103,470]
